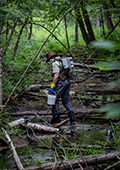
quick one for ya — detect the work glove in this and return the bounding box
[49,83,55,94]
[49,88,54,94]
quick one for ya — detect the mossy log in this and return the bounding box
[5,151,120,170]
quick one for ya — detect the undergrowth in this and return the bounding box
[1,21,120,101]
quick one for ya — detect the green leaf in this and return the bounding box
[99,104,120,119]
[90,40,120,51]
[96,62,120,71]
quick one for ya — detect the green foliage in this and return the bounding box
[55,144,80,161]
[110,121,120,146]
[91,40,120,119]
[24,151,46,165]
[83,141,106,155]
[96,62,120,71]
[23,157,31,165]
[0,154,9,170]
[0,154,3,170]
[30,153,44,164]
[55,140,107,161]
[91,40,120,51]
[99,104,120,119]
[6,125,23,136]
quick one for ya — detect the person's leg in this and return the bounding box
[52,99,60,119]
[51,99,61,124]
[51,78,75,124]
[61,80,75,122]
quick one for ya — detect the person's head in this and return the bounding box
[46,51,57,63]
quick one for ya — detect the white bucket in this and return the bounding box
[47,94,56,105]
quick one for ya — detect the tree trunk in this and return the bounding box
[28,22,32,40]
[100,6,106,38]
[13,18,28,60]
[75,19,78,43]
[6,21,9,40]
[81,3,96,42]
[64,16,70,49]
[76,9,89,45]
[3,19,18,56]
[103,2,114,31]
[0,46,2,105]
[0,22,4,35]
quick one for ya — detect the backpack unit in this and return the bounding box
[59,57,74,80]
[61,57,74,69]
[52,55,74,80]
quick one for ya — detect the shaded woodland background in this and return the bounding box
[0,0,120,113]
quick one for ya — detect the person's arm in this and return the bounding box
[50,62,60,88]
[50,73,59,92]
[49,61,60,94]
[52,73,59,84]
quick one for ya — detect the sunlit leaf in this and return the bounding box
[96,62,120,71]
[99,104,120,119]
[91,40,120,51]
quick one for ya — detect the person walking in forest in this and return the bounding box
[46,51,75,124]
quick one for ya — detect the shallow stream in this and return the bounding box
[3,119,111,168]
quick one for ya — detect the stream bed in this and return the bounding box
[3,119,113,169]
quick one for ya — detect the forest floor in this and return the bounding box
[3,65,120,141]
[1,54,120,170]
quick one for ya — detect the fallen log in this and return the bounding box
[24,92,105,101]
[71,96,104,101]
[54,118,69,128]
[8,118,26,127]
[75,114,105,118]
[24,82,106,92]
[8,110,43,116]
[74,63,120,71]
[8,108,99,116]
[5,151,120,170]
[25,84,49,91]
[78,87,120,95]
[8,118,59,133]
[2,128,25,170]
[25,122,59,132]
[74,63,99,70]
[37,134,57,139]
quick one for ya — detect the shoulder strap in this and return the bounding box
[54,57,62,62]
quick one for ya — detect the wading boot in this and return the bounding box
[50,118,61,124]
[70,117,75,125]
